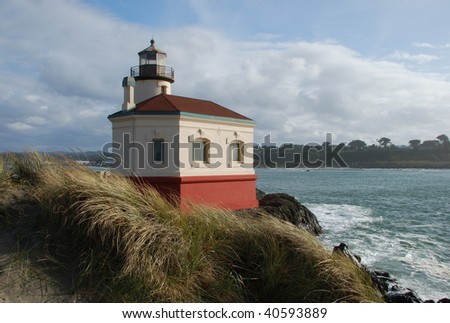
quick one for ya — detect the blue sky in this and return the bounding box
[1,0,450,151]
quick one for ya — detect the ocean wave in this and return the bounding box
[305,203,381,234]
[399,252,450,281]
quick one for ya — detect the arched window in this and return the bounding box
[193,139,209,163]
[152,138,165,162]
[229,141,243,163]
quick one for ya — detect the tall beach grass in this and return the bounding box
[0,154,11,190]
[6,153,384,302]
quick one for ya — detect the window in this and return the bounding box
[153,139,164,162]
[229,141,243,163]
[156,52,166,66]
[140,52,157,65]
[230,142,241,161]
[193,140,208,162]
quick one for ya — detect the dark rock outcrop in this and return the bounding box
[332,242,449,303]
[256,188,266,201]
[333,243,364,269]
[372,269,422,303]
[259,193,322,235]
[384,288,422,303]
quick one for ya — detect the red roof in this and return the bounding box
[133,94,253,121]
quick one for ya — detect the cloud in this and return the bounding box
[413,42,435,48]
[387,51,441,64]
[7,122,34,132]
[1,0,450,152]
[24,94,42,103]
[252,33,283,41]
[25,116,47,126]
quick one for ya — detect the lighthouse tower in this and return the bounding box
[109,40,258,210]
[122,39,174,111]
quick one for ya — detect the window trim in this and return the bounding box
[229,140,244,165]
[192,139,210,163]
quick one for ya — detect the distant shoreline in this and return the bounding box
[256,166,450,170]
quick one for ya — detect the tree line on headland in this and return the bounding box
[254,134,450,168]
[347,134,449,151]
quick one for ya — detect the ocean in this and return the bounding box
[256,168,450,300]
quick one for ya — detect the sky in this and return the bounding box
[1,0,450,151]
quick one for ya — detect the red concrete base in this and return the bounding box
[131,174,258,210]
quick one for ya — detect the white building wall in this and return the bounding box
[177,116,255,176]
[111,115,180,177]
[111,114,255,177]
[111,117,134,175]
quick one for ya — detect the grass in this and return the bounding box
[2,152,384,302]
[0,155,11,191]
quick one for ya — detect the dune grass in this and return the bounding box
[0,155,11,191]
[4,153,384,302]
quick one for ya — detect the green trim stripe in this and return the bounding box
[108,110,256,125]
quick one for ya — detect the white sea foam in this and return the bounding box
[305,203,380,234]
[399,252,450,281]
[305,203,386,265]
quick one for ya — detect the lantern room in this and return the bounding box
[131,39,174,83]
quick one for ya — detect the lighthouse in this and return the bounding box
[108,40,258,210]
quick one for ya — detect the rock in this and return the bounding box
[385,289,422,303]
[373,271,390,278]
[259,193,322,235]
[332,243,364,269]
[371,271,396,294]
[333,242,362,267]
[438,298,450,303]
[256,188,266,201]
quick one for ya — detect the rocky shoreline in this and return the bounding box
[333,242,450,303]
[255,189,450,303]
